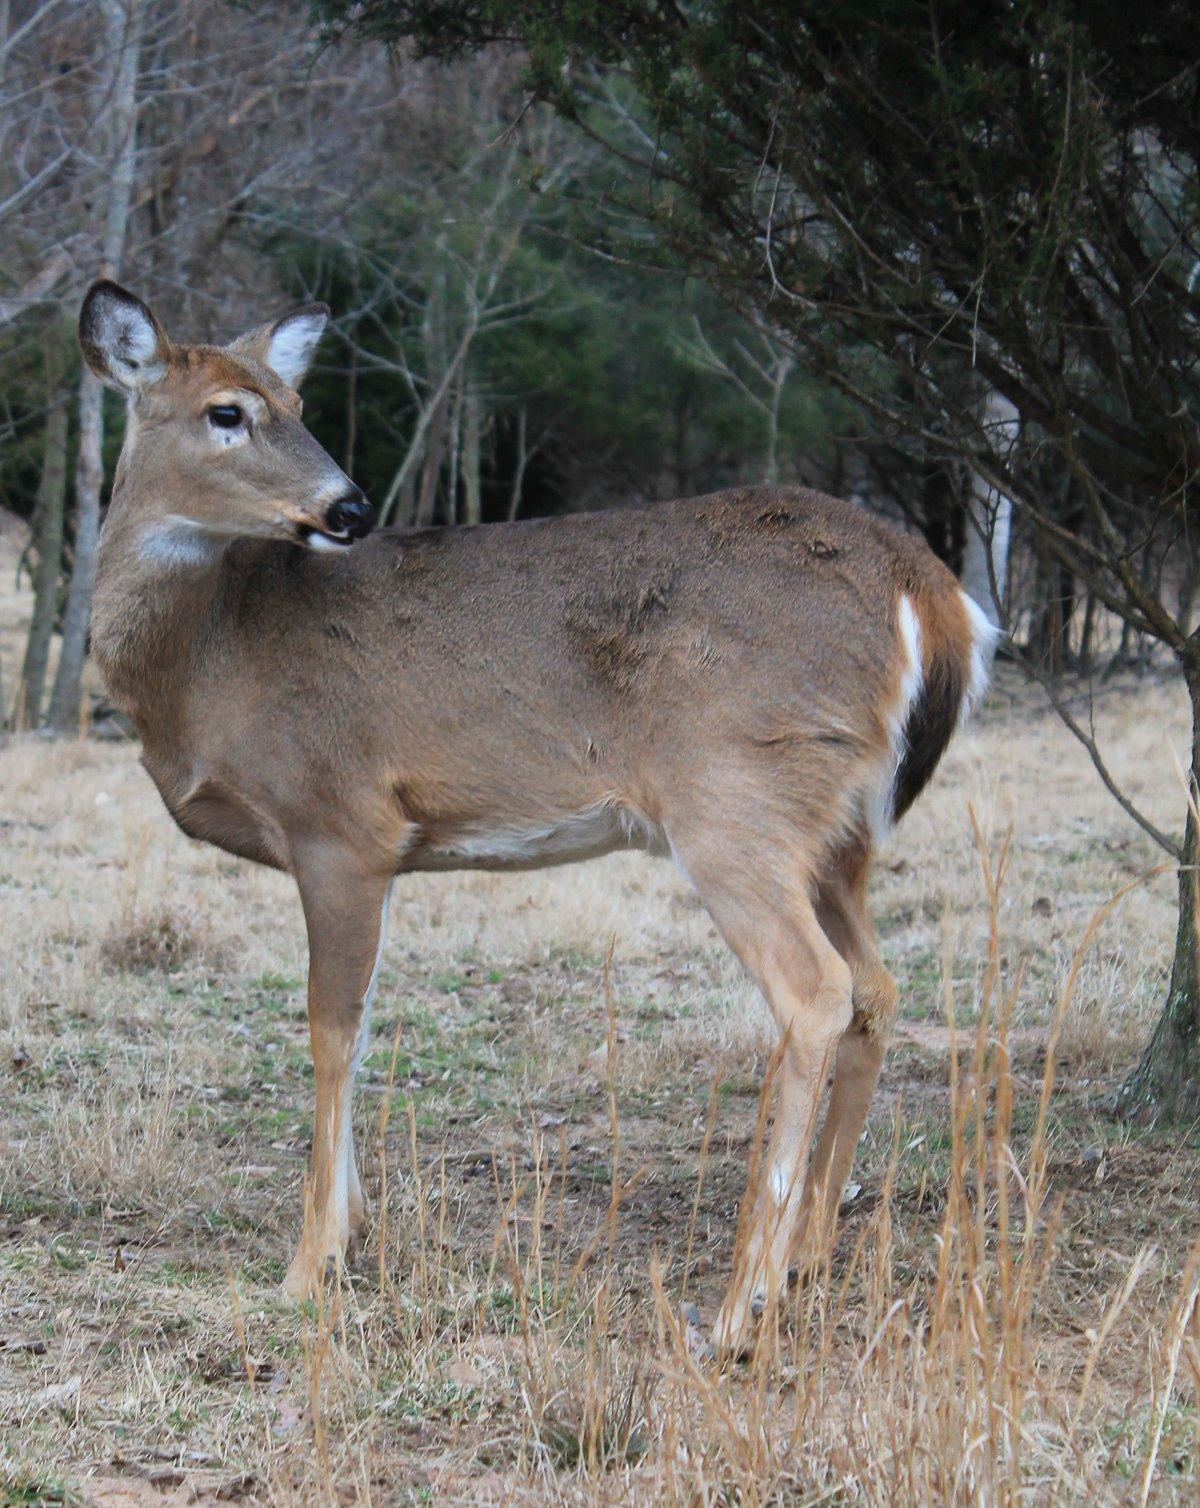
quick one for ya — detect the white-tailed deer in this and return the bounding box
[79,280,995,1355]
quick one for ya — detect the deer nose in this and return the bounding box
[323,489,374,540]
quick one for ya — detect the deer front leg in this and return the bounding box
[344,880,392,1239]
[283,853,392,1301]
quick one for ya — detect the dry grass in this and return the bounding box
[1,524,1198,1503]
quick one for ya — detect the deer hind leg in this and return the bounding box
[798,834,898,1259]
[283,852,392,1301]
[673,835,853,1358]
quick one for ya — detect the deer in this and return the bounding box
[77,279,996,1357]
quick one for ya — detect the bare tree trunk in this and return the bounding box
[764,351,792,485]
[962,390,1017,621]
[415,449,440,527]
[445,368,464,526]
[461,387,482,526]
[395,470,416,528]
[47,0,143,735]
[1078,590,1098,675]
[47,366,104,732]
[919,456,965,571]
[1120,670,1200,1121]
[1179,559,1199,640]
[414,398,447,528]
[506,406,528,522]
[17,388,69,729]
[1028,540,1068,673]
[962,492,1012,614]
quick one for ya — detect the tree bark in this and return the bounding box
[444,368,464,526]
[17,388,69,729]
[961,390,1016,620]
[507,406,528,522]
[47,0,143,735]
[414,397,447,528]
[919,456,964,571]
[1029,542,1068,674]
[763,351,792,485]
[461,387,482,526]
[961,492,1011,615]
[1078,590,1098,675]
[47,365,104,732]
[1120,683,1200,1122]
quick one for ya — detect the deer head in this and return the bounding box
[79,280,373,552]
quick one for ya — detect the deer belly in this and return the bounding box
[406,799,668,873]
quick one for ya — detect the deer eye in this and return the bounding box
[207,403,244,430]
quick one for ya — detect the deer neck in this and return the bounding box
[92,499,227,740]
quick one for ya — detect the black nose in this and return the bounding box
[323,489,374,540]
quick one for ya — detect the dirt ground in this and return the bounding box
[0,515,1197,1504]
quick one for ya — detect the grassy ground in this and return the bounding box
[1,520,1198,1503]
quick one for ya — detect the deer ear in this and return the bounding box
[78,281,169,392]
[231,304,329,388]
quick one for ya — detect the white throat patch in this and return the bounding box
[138,517,224,569]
